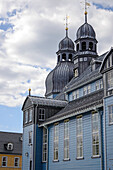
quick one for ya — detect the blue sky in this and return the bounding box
[0,0,113,133]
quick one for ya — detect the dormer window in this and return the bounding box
[38,108,45,121]
[74,69,78,77]
[7,143,13,150]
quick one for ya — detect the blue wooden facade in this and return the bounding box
[22,9,113,170]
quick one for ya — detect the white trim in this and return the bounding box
[64,120,69,160]
[14,157,20,167]
[2,156,7,167]
[91,111,100,157]
[53,124,59,161]
[39,104,103,127]
[76,116,83,158]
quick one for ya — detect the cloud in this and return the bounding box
[0,0,113,107]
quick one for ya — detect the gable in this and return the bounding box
[100,48,113,73]
[22,96,33,111]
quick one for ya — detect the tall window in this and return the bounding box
[29,109,32,122]
[43,127,47,162]
[2,157,7,167]
[72,90,79,100]
[107,70,113,90]
[76,116,83,158]
[25,110,28,123]
[108,105,113,124]
[54,124,59,161]
[64,120,69,160]
[82,42,86,51]
[89,42,93,51]
[83,86,87,95]
[92,112,99,156]
[96,79,103,90]
[87,85,91,94]
[29,131,32,144]
[14,157,19,167]
[74,69,78,77]
[39,108,45,121]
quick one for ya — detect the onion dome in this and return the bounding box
[59,36,74,50]
[45,62,74,98]
[76,22,96,40]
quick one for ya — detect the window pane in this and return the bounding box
[54,124,59,160]
[43,127,47,162]
[92,112,99,156]
[64,121,69,159]
[76,116,83,158]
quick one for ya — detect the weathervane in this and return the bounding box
[81,0,91,23]
[64,15,69,37]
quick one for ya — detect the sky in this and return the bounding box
[0,0,113,133]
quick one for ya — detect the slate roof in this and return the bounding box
[41,89,104,125]
[0,132,22,155]
[45,61,74,97]
[62,53,106,93]
[28,96,67,107]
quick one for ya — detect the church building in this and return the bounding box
[22,6,113,170]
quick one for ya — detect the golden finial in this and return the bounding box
[29,88,31,96]
[64,15,69,37]
[84,0,91,22]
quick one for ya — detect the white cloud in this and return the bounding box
[0,0,113,107]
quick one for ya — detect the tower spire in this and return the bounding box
[84,0,90,23]
[65,15,69,37]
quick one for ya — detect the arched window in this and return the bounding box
[77,44,79,51]
[89,42,93,51]
[82,42,86,51]
[69,54,72,61]
[7,143,13,150]
[62,53,66,61]
[58,55,60,62]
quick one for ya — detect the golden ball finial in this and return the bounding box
[85,11,87,15]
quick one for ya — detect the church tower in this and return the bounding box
[73,3,98,77]
[45,16,75,98]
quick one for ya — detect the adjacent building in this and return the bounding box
[0,132,22,169]
[22,9,113,170]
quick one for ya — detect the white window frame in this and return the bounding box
[107,70,113,90]
[87,85,91,94]
[100,79,103,89]
[25,110,28,123]
[7,143,13,150]
[64,120,69,160]
[42,127,47,162]
[39,108,45,121]
[14,157,19,167]
[2,156,7,167]
[29,108,32,122]
[54,123,59,161]
[92,111,100,157]
[74,69,78,77]
[76,116,83,159]
[108,105,113,125]
[83,86,87,95]
[96,81,100,90]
